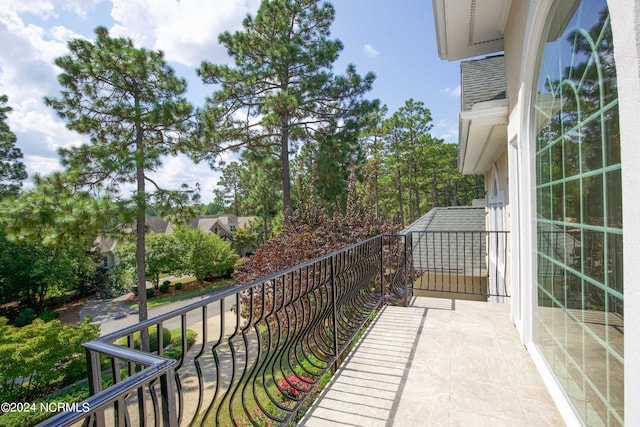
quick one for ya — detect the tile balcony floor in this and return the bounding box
[300,297,565,427]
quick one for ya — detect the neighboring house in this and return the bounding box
[432,0,635,425]
[403,206,489,300]
[146,216,171,234]
[94,237,118,270]
[188,215,255,240]
[95,215,256,267]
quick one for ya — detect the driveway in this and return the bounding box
[80,289,237,336]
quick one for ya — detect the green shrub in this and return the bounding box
[132,286,138,295]
[117,327,171,353]
[0,372,116,427]
[14,308,35,326]
[174,282,183,290]
[164,329,197,359]
[38,309,59,322]
[172,226,239,280]
[146,288,155,298]
[159,282,170,293]
[0,317,99,401]
[162,279,171,286]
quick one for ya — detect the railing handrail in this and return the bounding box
[99,234,384,344]
[35,233,407,427]
[407,230,510,233]
[36,347,177,426]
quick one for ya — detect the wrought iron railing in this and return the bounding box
[408,231,510,300]
[37,234,410,427]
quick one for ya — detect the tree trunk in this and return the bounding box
[415,181,421,219]
[408,154,414,224]
[453,181,459,206]
[134,93,149,352]
[432,173,439,208]
[281,121,291,215]
[397,165,404,228]
[263,216,269,243]
[233,187,239,217]
[374,171,379,219]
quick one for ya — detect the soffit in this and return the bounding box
[433,0,511,61]
[458,99,508,174]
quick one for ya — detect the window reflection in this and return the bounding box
[534,1,623,425]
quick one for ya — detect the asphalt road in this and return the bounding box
[83,291,239,337]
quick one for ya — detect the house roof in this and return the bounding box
[94,237,117,253]
[536,216,581,277]
[189,215,255,236]
[458,55,509,175]
[403,206,486,233]
[461,55,506,111]
[432,0,511,61]
[96,215,258,257]
[146,217,170,234]
[403,207,487,275]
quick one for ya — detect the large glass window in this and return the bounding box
[533,1,623,425]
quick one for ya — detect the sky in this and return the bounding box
[0,0,462,203]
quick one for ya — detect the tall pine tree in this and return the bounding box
[45,27,193,348]
[196,0,376,214]
[0,95,27,199]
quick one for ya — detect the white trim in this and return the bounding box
[516,0,584,424]
[488,166,507,303]
[527,345,583,427]
[508,137,522,332]
[458,101,509,174]
[497,0,513,33]
[432,0,449,60]
[518,0,551,351]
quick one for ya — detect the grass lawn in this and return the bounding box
[130,278,234,308]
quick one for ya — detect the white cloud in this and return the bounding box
[23,154,63,179]
[0,6,85,176]
[0,0,102,20]
[146,154,221,203]
[435,118,458,143]
[363,43,379,58]
[59,0,103,18]
[0,0,276,203]
[440,85,461,97]
[0,0,57,19]
[108,0,261,67]
[49,24,84,42]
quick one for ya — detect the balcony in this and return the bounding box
[37,232,562,426]
[301,298,563,426]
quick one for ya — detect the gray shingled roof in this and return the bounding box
[403,206,486,233]
[146,217,170,234]
[536,216,581,278]
[402,207,487,275]
[461,55,506,111]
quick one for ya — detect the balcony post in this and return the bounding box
[86,348,105,427]
[406,232,413,307]
[160,367,178,427]
[380,235,385,302]
[329,255,339,372]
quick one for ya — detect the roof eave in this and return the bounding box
[432,0,511,62]
[458,99,509,174]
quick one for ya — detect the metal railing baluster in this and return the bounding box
[36,234,415,426]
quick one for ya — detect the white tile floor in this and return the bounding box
[300,297,565,426]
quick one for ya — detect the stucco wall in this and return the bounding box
[502,0,530,117]
[609,2,640,424]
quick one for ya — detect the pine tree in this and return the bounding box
[196,0,376,214]
[45,27,193,348]
[0,95,27,199]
